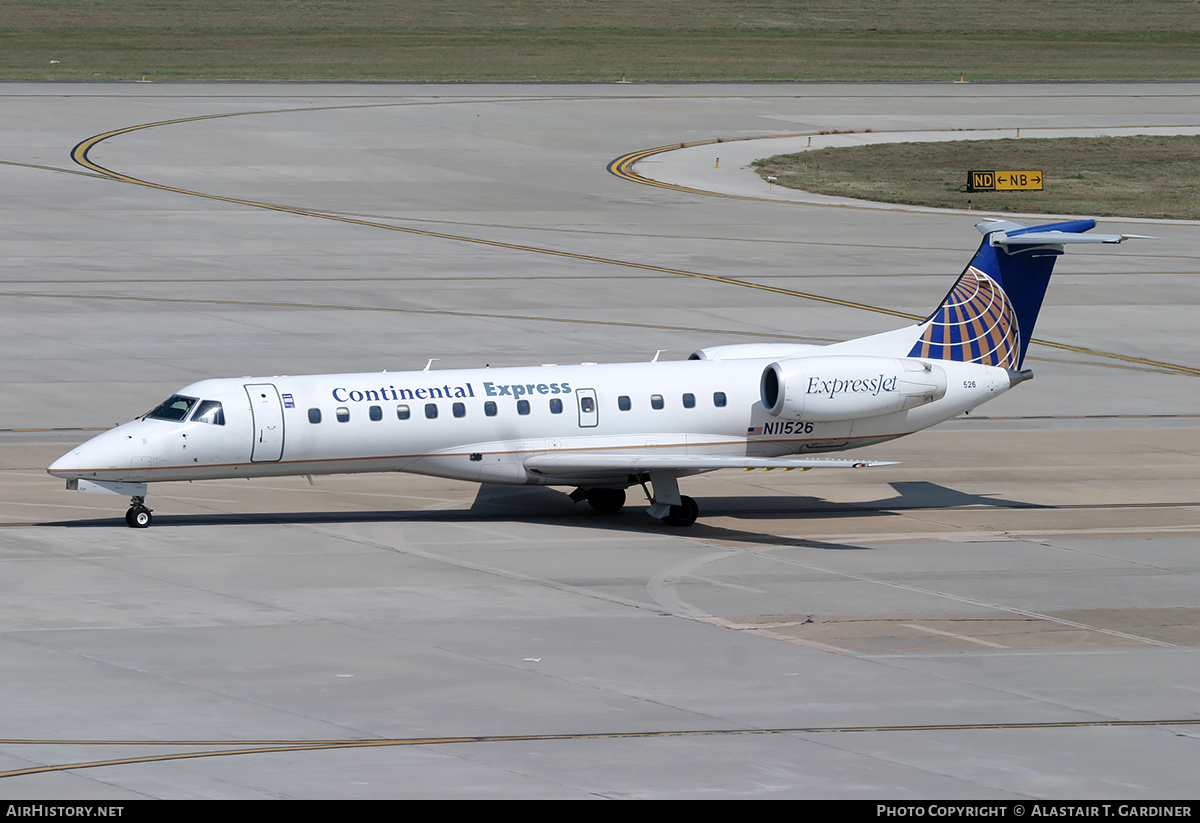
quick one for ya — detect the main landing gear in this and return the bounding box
[640,472,698,527]
[569,487,627,513]
[586,487,626,513]
[571,473,700,527]
[125,495,153,529]
[659,495,699,527]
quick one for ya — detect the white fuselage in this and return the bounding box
[47,217,1131,528]
[49,353,1018,489]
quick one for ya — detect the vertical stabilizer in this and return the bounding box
[907,219,1138,369]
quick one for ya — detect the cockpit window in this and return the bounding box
[146,395,197,421]
[191,400,225,426]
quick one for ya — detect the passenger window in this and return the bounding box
[397,405,410,420]
[308,408,322,424]
[713,391,727,408]
[425,403,438,419]
[550,398,563,414]
[336,407,350,422]
[192,400,225,425]
[581,396,595,413]
[484,401,497,417]
[618,395,631,411]
[369,405,382,421]
[146,394,197,422]
[651,394,664,410]
[453,402,466,418]
[517,399,530,415]
[682,393,695,409]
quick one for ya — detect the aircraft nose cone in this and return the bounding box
[48,450,80,477]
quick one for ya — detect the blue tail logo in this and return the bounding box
[907,219,1136,369]
[909,265,1021,368]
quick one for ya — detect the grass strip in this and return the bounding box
[3,1,1198,82]
[752,136,1200,220]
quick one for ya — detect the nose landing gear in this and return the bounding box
[125,496,153,529]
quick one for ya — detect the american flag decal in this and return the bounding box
[747,426,763,436]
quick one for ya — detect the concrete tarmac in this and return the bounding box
[1,82,1198,798]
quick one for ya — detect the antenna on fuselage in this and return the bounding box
[423,359,438,371]
[651,350,666,362]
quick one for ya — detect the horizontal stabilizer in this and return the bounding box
[990,231,1146,246]
[976,217,1150,246]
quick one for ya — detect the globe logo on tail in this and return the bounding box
[908,266,1020,368]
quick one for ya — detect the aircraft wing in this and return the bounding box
[523,452,897,478]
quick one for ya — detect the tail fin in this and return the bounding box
[908,219,1141,369]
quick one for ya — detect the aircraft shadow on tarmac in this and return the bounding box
[45,481,1045,544]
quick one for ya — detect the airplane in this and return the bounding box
[49,218,1141,529]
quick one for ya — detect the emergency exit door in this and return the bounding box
[576,388,598,428]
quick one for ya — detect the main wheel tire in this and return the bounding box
[125,506,152,529]
[586,487,626,513]
[662,495,698,527]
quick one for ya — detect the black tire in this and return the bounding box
[586,487,626,513]
[125,506,152,529]
[662,495,698,527]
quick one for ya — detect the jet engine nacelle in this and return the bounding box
[761,355,948,422]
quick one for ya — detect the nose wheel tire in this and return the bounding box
[125,506,152,529]
[661,495,698,527]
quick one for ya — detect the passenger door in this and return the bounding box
[245,383,285,462]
